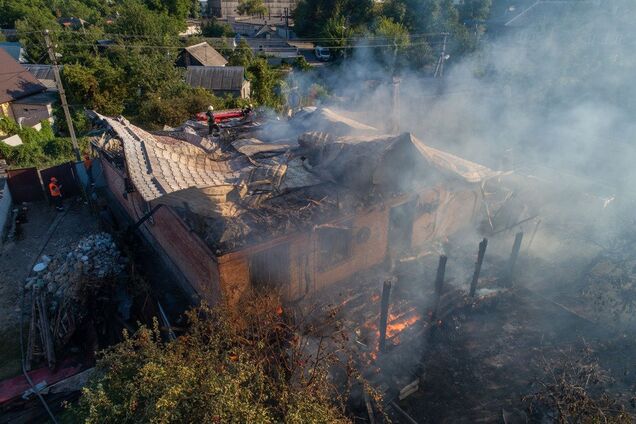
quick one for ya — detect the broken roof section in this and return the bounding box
[95,108,498,251]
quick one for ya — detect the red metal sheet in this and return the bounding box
[0,360,83,405]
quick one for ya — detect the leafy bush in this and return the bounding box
[71,302,351,423]
[293,56,312,72]
[0,118,88,168]
[201,18,235,37]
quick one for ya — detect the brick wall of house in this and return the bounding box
[101,158,221,304]
[217,205,390,303]
[103,152,484,307]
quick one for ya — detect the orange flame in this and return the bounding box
[386,314,420,338]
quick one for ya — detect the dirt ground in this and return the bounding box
[0,200,98,380]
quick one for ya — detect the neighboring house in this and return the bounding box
[11,92,58,127]
[244,38,299,59]
[22,64,59,91]
[208,0,297,18]
[58,17,88,29]
[229,16,294,39]
[0,42,26,63]
[177,42,228,67]
[0,49,54,128]
[185,66,251,99]
[92,108,498,306]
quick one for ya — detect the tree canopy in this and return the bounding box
[294,0,492,70]
[236,0,268,16]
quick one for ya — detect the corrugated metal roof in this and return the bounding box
[185,66,245,92]
[184,42,228,67]
[22,64,58,90]
[0,49,45,104]
[0,42,24,62]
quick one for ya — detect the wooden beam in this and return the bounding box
[470,239,488,297]
[378,280,392,352]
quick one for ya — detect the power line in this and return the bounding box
[13,28,452,42]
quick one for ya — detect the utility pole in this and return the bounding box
[44,30,81,162]
[434,33,448,78]
[284,7,289,40]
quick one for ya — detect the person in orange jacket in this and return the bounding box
[48,177,64,211]
[83,152,93,184]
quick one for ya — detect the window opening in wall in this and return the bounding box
[317,222,353,271]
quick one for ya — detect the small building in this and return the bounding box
[22,64,59,91]
[58,17,88,29]
[10,92,58,127]
[208,0,297,18]
[178,42,228,67]
[92,108,499,306]
[0,49,53,128]
[0,42,25,63]
[185,66,251,99]
[244,38,299,60]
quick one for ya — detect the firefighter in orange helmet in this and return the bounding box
[48,177,64,211]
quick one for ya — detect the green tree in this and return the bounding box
[457,0,492,23]
[321,14,353,58]
[372,16,410,70]
[14,9,58,62]
[112,0,184,38]
[201,18,235,37]
[137,87,220,128]
[236,0,268,16]
[71,304,351,423]
[0,0,48,28]
[0,118,89,168]
[228,39,254,67]
[248,58,283,108]
[294,0,375,37]
[62,60,128,115]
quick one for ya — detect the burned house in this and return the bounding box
[93,108,498,305]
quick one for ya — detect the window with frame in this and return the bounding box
[317,224,353,271]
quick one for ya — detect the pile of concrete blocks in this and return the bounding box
[25,233,127,302]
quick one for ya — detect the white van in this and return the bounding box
[314,46,331,61]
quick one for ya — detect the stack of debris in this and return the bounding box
[25,233,127,369]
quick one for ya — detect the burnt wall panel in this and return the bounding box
[218,255,251,305]
[101,158,221,304]
[315,208,389,291]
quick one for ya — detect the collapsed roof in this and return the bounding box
[94,107,498,252]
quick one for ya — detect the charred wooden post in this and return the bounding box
[431,255,447,321]
[378,280,392,352]
[469,238,488,297]
[504,232,524,288]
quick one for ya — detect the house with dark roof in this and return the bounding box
[0,49,55,129]
[177,42,228,67]
[185,66,251,98]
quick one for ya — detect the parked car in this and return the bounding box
[314,46,331,61]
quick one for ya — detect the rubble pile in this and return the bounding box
[26,233,126,302]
